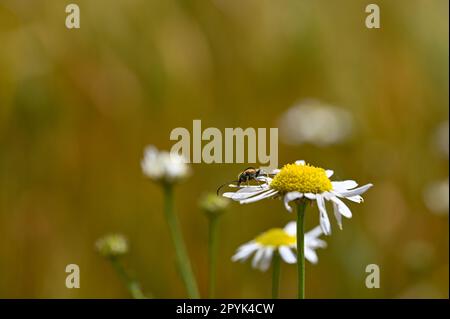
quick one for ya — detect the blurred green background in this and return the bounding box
[0,0,448,298]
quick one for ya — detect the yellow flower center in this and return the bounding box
[270,163,332,194]
[255,228,296,247]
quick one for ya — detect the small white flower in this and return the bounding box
[278,100,353,147]
[232,222,327,271]
[141,145,190,184]
[223,160,373,235]
[423,179,449,215]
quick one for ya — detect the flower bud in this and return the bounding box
[199,193,229,217]
[95,234,129,258]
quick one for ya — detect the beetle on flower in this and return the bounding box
[222,160,373,235]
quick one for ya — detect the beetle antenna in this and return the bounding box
[216,180,239,196]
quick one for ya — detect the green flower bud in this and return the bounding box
[199,193,229,217]
[95,234,128,258]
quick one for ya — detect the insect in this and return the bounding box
[216,167,272,195]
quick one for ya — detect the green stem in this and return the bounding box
[163,184,200,298]
[297,201,307,299]
[110,258,145,299]
[208,215,219,298]
[271,252,281,299]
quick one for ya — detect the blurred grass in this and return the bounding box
[0,0,448,298]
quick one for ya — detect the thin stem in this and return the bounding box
[163,184,200,298]
[110,257,145,299]
[271,251,281,299]
[208,215,219,298]
[297,201,307,299]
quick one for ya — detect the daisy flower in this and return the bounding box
[232,222,327,271]
[141,145,190,184]
[223,160,373,235]
[141,145,199,298]
[278,99,353,147]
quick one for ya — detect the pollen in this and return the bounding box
[270,163,332,194]
[255,228,296,247]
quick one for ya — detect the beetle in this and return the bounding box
[216,167,269,195]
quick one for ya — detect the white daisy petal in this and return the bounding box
[283,221,297,236]
[337,183,373,197]
[304,193,317,200]
[295,160,306,166]
[304,225,323,241]
[265,169,280,175]
[331,180,358,191]
[329,196,352,218]
[236,186,269,193]
[255,176,272,183]
[341,194,363,203]
[239,189,278,204]
[251,247,265,269]
[305,227,327,249]
[304,247,319,264]
[258,247,274,272]
[316,195,331,235]
[279,246,297,264]
[309,238,327,249]
[326,170,334,178]
[332,201,343,230]
[223,192,258,200]
[283,192,303,212]
[232,242,259,261]
[223,187,269,200]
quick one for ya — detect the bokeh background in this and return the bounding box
[0,0,448,298]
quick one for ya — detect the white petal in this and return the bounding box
[316,195,331,235]
[223,187,268,200]
[251,247,265,269]
[338,183,373,197]
[326,170,334,178]
[279,246,297,264]
[342,194,363,203]
[304,225,323,241]
[295,160,306,166]
[283,192,303,212]
[264,168,280,175]
[255,176,272,183]
[239,189,278,204]
[309,238,327,249]
[305,228,327,249]
[304,193,317,200]
[258,247,274,272]
[332,201,343,230]
[329,196,352,218]
[283,221,297,236]
[304,247,319,264]
[331,180,358,191]
[232,242,259,262]
[236,186,269,193]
